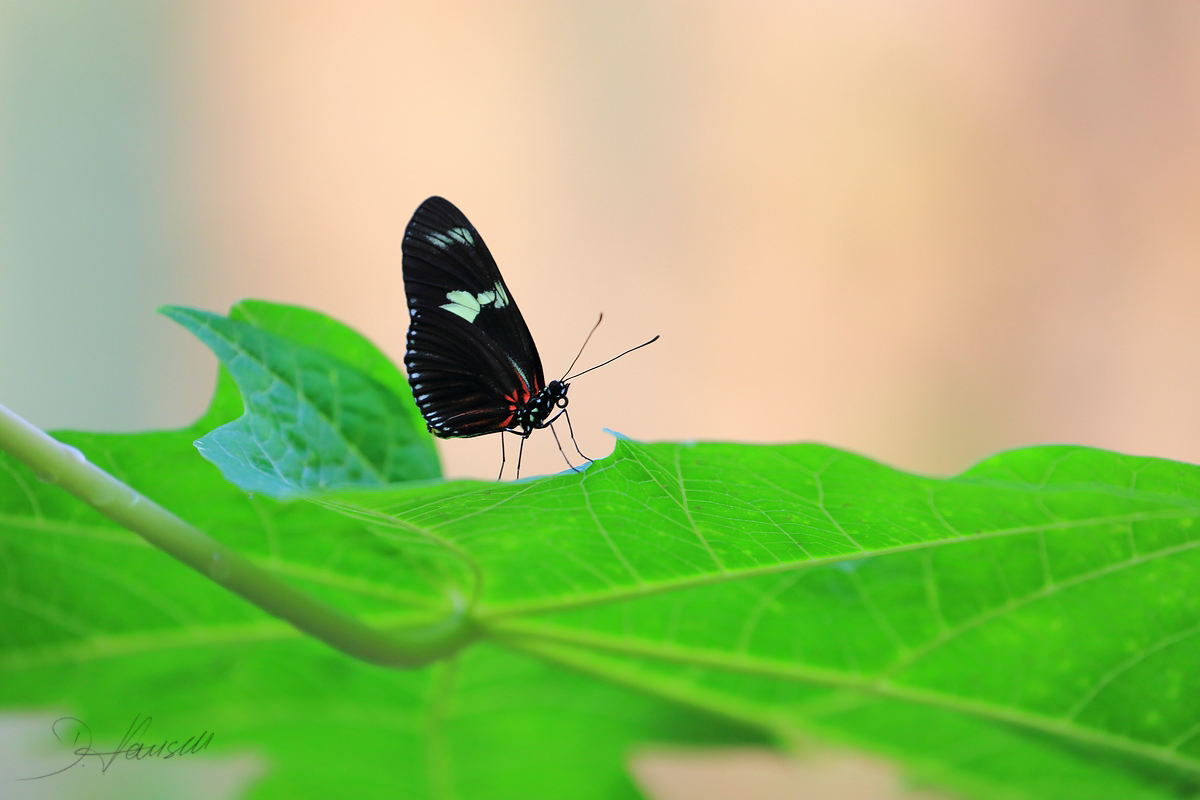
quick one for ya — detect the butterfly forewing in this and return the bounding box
[402,196,546,437]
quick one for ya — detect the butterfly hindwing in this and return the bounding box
[402,196,546,438]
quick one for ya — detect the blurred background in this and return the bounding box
[4,1,1200,482]
[3,2,1200,797]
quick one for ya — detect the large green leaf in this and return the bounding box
[324,441,1200,791]
[2,301,1197,799]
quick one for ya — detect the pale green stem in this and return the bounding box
[0,402,474,667]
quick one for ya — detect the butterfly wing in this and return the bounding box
[402,196,547,438]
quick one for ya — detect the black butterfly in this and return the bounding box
[402,196,656,479]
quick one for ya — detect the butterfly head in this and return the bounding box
[547,379,570,408]
[513,380,569,436]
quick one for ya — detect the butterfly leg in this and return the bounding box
[497,431,507,482]
[561,409,593,464]
[515,433,527,480]
[549,424,581,473]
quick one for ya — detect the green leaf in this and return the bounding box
[515,640,1190,800]
[3,302,1199,799]
[3,639,761,800]
[0,413,760,799]
[160,302,439,497]
[326,441,1200,794]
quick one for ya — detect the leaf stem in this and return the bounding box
[0,402,474,667]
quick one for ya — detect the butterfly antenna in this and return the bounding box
[564,334,661,382]
[560,314,604,382]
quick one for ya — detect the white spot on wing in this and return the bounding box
[447,227,475,245]
[441,290,482,322]
[439,282,511,322]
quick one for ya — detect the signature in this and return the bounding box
[20,715,214,781]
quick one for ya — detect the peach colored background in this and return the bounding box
[168,2,1200,482]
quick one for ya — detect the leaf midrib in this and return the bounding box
[471,508,1198,619]
[494,626,1200,776]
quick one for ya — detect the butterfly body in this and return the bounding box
[402,196,570,442]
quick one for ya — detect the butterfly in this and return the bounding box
[401,196,657,479]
